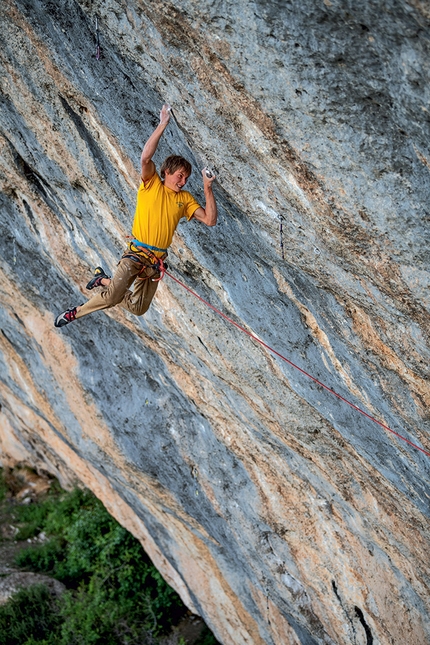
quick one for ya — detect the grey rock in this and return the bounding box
[0,0,429,643]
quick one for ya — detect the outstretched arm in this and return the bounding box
[141,105,170,182]
[192,170,218,227]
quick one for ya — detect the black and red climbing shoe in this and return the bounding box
[54,306,79,328]
[86,266,110,290]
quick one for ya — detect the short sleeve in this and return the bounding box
[183,192,202,221]
[140,171,161,192]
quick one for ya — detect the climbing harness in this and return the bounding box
[122,239,167,282]
[161,269,430,459]
[129,238,168,254]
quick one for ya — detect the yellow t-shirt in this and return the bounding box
[131,172,201,256]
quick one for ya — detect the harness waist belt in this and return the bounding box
[131,239,168,253]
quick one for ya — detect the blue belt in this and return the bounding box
[131,239,168,253]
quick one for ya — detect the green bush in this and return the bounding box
[10,487,189,643]
[194,627,220,645]
[0,475,219,645]
[0,584,60,645]
[0,470,7,503]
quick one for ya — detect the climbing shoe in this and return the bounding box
[86,266,110,290]
[54,306,79,328]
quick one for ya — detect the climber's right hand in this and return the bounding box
[160,104,171,125]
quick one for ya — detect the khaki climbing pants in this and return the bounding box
[76,253,161,320]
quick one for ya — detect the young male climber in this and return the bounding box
[55,104,217,328]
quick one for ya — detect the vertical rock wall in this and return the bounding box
[0,1,429,643]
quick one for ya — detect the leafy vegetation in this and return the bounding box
[0,472,7,502]
[0,469,219,645]
[0,584,61,645]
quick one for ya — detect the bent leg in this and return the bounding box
[76,258,140,319]
[120,275,158,316]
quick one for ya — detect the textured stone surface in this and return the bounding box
[0,571,66,605]
[0,0,429,643]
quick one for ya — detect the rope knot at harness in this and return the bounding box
[152,256,166,281]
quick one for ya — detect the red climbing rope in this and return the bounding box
[165,270,430,459]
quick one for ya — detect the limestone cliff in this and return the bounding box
[1,1,429,643]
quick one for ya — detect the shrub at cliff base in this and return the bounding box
[0,471,217,645]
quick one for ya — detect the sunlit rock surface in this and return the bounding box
[1,1,429,643]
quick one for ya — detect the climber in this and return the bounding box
[54,104,217,328]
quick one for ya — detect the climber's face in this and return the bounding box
[164,167,190,192]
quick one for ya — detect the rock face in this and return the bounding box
[0,571,66,606]
[1,0,429,643]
